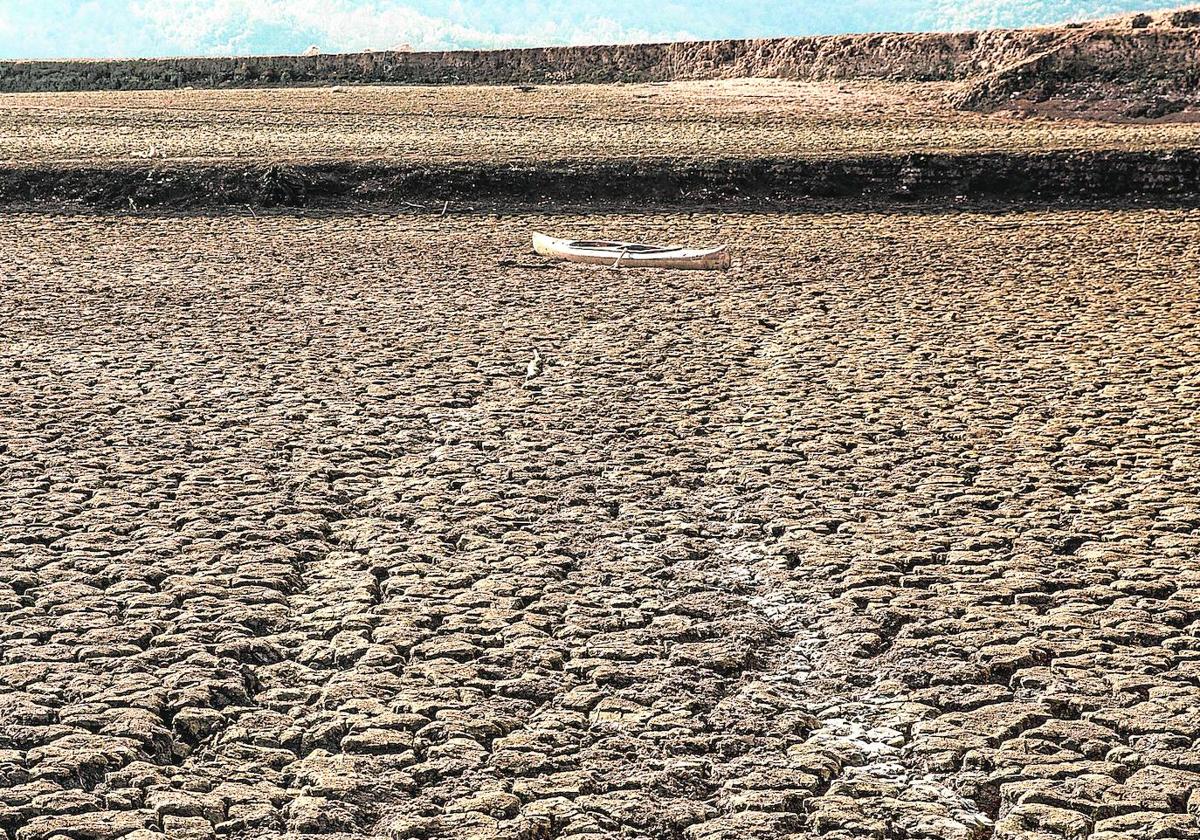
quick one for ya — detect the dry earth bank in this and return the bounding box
[2,206,1200,839]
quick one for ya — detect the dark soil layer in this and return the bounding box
[3,150,1198,210]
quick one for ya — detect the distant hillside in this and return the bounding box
[0,7,1197,117]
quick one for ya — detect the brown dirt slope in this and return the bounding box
[952,11,1200,115]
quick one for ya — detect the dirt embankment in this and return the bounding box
[2,149,1197,210]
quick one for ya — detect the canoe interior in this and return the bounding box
[568,240,691,254]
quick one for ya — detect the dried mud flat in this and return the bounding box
[2,80,1198,167]
[2,205,1200,840]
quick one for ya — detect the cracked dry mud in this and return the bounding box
[2,205,1199,840]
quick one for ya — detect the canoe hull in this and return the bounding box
[532,233,731,271]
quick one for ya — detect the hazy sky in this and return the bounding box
[0,0,1185,60]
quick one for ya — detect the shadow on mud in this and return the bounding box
[2,150,1199,216]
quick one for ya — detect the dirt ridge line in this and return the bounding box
[0,31,1064,93]
[2,150,1199,210]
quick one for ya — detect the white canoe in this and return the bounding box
[532,233,731,271]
